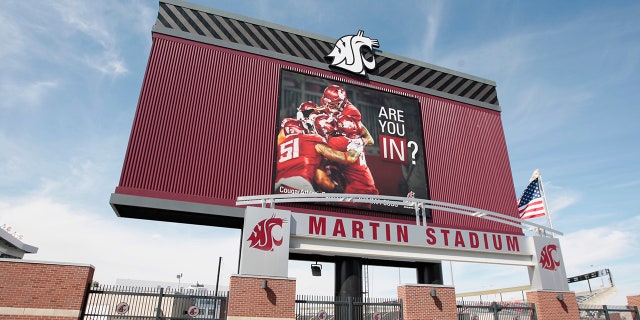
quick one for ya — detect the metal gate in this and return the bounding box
[295,295,403,320]
[82,285,227,320]
[578,304,640,320]
[457,301,537,320]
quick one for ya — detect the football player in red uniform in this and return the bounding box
[277,101,319,145]
[274,118,328,194]
[320,85,374,146]
[326,115,379,201]
[274,110,357,194]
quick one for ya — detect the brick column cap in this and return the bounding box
[398,283,455,289]
[230,274,295,281]
[527,290,575,294]
[0,258,95,269]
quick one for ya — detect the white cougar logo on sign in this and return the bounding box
[328,30,379,76]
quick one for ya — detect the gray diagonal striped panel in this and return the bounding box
[156,1,499,107]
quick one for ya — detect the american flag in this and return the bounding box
[518,177,546,219]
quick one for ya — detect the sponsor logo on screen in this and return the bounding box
[328,30,379,76]
[246,215,287,251]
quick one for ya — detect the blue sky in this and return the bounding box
[1,0,639,305]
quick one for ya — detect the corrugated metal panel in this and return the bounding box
[119,34,279,200]
[117,33,520,234]
[420,96,520,234]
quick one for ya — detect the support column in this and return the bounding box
[526,290,580,320]
[398,284,456,320]
[227,275,296,320]
[416,262,444,285]
[334,257,363,298]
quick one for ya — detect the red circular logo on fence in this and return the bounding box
[115,302,129,315]
[317,310,328,320]
[187,306,200,317]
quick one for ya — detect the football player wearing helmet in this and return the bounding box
[275,105,362,194]
[277,117,306,145]
[274,130,327,194]
[326,115,379,203]
[321,85,374,146]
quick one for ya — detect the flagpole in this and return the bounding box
[532,169,554,235]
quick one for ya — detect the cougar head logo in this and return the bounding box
[539,244,561,271]
[246,215,287,251]
[328,30,379,76]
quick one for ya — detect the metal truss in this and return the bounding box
[235,193,562,237]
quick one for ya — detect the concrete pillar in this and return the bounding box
[227,275,296,320]
[398,284,456,320]
[526,290,580,320]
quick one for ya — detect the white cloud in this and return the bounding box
[0,10,24,58]
[0,80,59,109]
[542,181,581,217]
[560,225,637,274]
[405,1,444,61]
[84,51,128,76]
[0,193,241,286]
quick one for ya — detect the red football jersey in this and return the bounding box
[327,136,378,195]
[339,101,362,123]
[275,133,325,183]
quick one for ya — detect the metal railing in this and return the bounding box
[82,285,228,319]
[579,304,640,320]
[457,300,537,320]
[236,193,562,237]
[295,295,402,320]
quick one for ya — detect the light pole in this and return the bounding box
[215,257,222,296]
[177,273,183,291]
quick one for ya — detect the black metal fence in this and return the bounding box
[578,304,640,320]
[295,295,402,320]
[457,300,537,320]
[82,285,228,320]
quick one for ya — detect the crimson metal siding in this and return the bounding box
[119,34,280,201]
[421,96,519,233]
[116,33,520,234]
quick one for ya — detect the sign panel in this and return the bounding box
[290,213,525,255]
[527,236,569,291]
[273,70,429,215]
[239,207,291,277]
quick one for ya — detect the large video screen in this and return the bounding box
[272,70,429,215]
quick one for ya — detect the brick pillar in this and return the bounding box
[627,295,640,318]
[227,275,296,320]
[526,290,580,320]
[398,284,456,320]
[628,295,640,308]
[0,259,95,320]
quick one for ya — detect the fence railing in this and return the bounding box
[295,295,402,320]
[82,285,228,320]
[578,304,640,320]
[457,300,537,320]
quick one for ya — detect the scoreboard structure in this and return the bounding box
[110,0,568,296]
